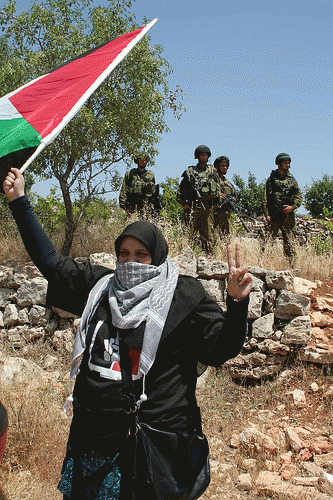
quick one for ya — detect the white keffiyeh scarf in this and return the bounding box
[65,256,179,412]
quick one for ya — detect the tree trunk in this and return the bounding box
[59,180,75,256]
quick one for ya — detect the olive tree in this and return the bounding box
[0,0,184,254]
[232,172,265,217]
[304,174,333,217]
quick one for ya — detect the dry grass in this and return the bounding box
[0,381,69,500]
[1,210,333,281]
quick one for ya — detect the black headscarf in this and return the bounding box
[114,221,169,266]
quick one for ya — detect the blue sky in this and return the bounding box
[13,0,333,210]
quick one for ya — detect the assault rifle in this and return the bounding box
[153,184,162,213]
[181,170,206,210]
[218,194,249,232]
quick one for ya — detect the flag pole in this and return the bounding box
[19,18,158,174]
[20,143,47,174]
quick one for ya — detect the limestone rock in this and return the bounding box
[292,389,306,407]
[248,290,264,319]
[198,279,225,302]
[311,311,333,328]
[0,356,45,387]
[319,470,333,495]
[197,258,228,279]
[252,313,274,339]
[266,270,294,291]
[3,303,19,327]
[275,291,310,319]
[236,473,252,491]
[89,253,116,269]
[314,452,333,473]
[51,329,74,354]
[18,308,29,324]
[285,426,304,452]
[173,246,197,277]
[299,347,333,365]
[293,277,318,296]
[248,266,267,278]
[0,288,16,308]
[16,277,48,307]
[240,427,277,455]
[22,326,45,342]
[251,275,265,292]
[28,305,51,325]
[282,315,312,344]
[313,295,333,312]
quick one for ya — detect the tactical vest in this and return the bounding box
[187,165,221,201]
[128,169,156,198]
[267,170,298,219]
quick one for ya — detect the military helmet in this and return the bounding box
[134,152,149,164]
[214,156,230,168]
[275,153,291,165]
[194,145,211,159]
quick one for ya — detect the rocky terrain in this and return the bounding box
[0,248,332,499]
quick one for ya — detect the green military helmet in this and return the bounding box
[194,145,211,159]
[275,153,291,165]
[134,152,150,164]
[214,156,230,168]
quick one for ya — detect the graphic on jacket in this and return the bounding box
[88,321,141,381]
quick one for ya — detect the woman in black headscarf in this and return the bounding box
[4,168,252,500]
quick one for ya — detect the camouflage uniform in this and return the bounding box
[214,175,237,236]
[177,164,221,253]
[263,170,302,260]
[119,168,156,213]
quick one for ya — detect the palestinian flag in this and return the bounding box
[0,19,157,193]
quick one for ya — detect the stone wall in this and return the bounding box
[236,215,333,246]
[174,248,333,379]
[0,249,332,380]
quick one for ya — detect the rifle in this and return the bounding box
[218,194,249,232]
[181,170,206,210]
[153,184,162,213]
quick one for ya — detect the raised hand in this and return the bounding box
[3,168,25,201]
[227,243,252,301]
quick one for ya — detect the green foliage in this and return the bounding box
[32,188,116,237]
[32,188,66,236]
[304,175,333,217]
[160,176,185,222]
[310,235,333,256]
[0,0,184,254]
[232,172,265,217]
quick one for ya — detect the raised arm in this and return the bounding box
[3,168,56,273]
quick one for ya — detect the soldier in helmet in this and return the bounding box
[213,156,237,236]
[119,153,157,216]
[177,145,220,253]
[263,153,302,263]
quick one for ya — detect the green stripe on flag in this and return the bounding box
[0,118,42,159]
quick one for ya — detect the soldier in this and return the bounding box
[213,156,237,236]
[119,153,157,215]
[177,145,220,253]
[263,153,303,263]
